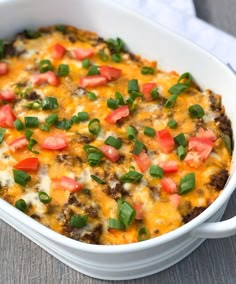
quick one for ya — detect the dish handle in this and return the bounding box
[191,216,236,238]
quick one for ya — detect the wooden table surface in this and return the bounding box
[1,0,236,283]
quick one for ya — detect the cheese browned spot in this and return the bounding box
[0,25,232,245]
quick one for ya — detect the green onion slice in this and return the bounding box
[27,138,39,154]
[77,111,89,121]
[14,119,25,131]
[55,119,72,131]
[144,126,155,137]
[70,214,88,228]
[167,119,178,129]
[177,72,192,86]
[108,218,125,230]
[24,117,39,128]
[179,173,195,195]
[222,135,232,155]
[41,97,59,110]
[128,79,139,93]
[38,191,52,204]
[87,91,97,101]
[131,140,144,155]
[82,58,90,69]
[177,145,187,161]
[174,133,187,147]
[127,126,137,140]
[13,169,31,186]
[26,30,41,39]
[88,118,101,135]
[106,37,124,53]
[149,165,164,178]
[115,92,126,105]
[15,199,28,212]
[26,100,42,110]
[57,64,70,77]
[91,175,106,184]
[141,66,154,75]
[25,129,33,140]
[40,124,50,132]
[39,59,53,73]
[0,128,6,143]
[88,152,103,167]
[45,113,58,127]
[98,50,109,61]
[87,65,100,76]
[120,171,143,183]
[151,87,159,99]
[188,104,205,118]
[138,227,150,242]
[71,115,80,124]
[118,198,136,227]
[105,136,122,150]
[107,98,119,109]
[112,53,122,62]
[165,94,178,108]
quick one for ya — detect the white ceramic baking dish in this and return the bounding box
[0,0,236,280]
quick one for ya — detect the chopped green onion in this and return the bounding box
[188,104,205,118]
[0,128,6,143]
[87,65,100,76]
[144,126,155,137]
[57,64,70,77]
[115,92,126,105]
[120,171,143,183]
[177,145,187,160]
[26,100,42,110]
[149,165,164,178]
[41,97,59,110]
[70,214,88,228]
[39,124,50,132]
[91,175,106,184]
[0,39,4,60]
[13,169,31,186]
[108,218,125,230]
[106,37,124,53]
[88,118,101,135]
[118,199,136,227]
[126,98,136,112]
[81,188,91,196]
[55,119,72,130]
[14,119,25,131]
[141,66,154,75]
[39,59,53,73]
[222,135,232,155]
[26,30,41,39]
[38,191,52,204]
[15,199,28,212]
[55,25,66,33]
[107,98,119,109]
[24,117,39,128]
[105,136,122,150]
[77,111,89,121]
[131,140,144,155]
[174,133,187,146]
[83,144,101,154]
[25,129,33,140]
[87,91,97,101]
[168,119,178,129]
[127,126,137,140]
[88,152,103,167]
[128,79,139,93]
[165,94,178,108]
[168,84,188,96]
[130,91,143,100]
[151,87,159,99]
[138,227,150,242]
[27,139,39,154]
[82,58,90,68]
[177,72,192,86]
[112,53,122,62]
[179,173,195,195]
[45,113,58,127]
[71,115,80,124]
[98,50,109,61]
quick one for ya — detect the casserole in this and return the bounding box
[0,0,235,280]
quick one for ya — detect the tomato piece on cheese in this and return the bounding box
[100,145,120,162]
[188,137,213,160]
[184,151,203,168]
[52,44,66,59]
[42,136,68,150]
[155,128,175,153]
[159,160,178,173]
[80,75,107,88]
[9,136,28,152]
[14,157,39,171]
[31,71,60,86]
[99,66,122,81]
[60,176,83,192]
[105,105,130,124]
[134,203,143,220]
[71,48,94,60]
[133,152,151,173]
[161,177,177,194]
[169,194,181,208]
[142,82,157,101]
[0,104,16,128]
[0,62,8,75]
[197,127,217,142]
[0,90,16,102]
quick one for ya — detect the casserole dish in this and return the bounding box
[0,0,235,280]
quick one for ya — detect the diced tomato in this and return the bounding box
[31,71,60,86]
[52,44,66,59]
[105,105,130,124]
[14,157,39,171]
[0,90,16,102]
[100,145,120,162]
[155,128,175,153]
[141,82,157,101]
[60,176,83,192]
[197,127,217,142]
[71,48,94,60]
[169,194,181,208]
[134,203,143,220]
[9,136,28,152]
[133,152,151,173]
[99,66,122,81]
[0,104,16,128]
[0,62,8,75]
[159,160,178,173]
[188,137,213,160]
[79,75,107,88]
[184,151,202,168]
[42,136,68,150]
[161,177,177,194]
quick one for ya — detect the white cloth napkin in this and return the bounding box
[112,0,236,71]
